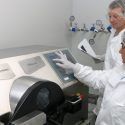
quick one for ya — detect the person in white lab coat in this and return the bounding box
[103,0,125,70]
[93,0,125,116]
[53,31,125,125]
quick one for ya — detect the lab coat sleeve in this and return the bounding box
[73,63,109,89]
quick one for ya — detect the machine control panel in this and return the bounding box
[44,49,77,83]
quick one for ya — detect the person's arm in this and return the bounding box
[53,51,109,89]
[73,63,109,89]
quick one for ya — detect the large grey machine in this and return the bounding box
[0,45,88,125]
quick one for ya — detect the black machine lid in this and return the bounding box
[9,80,65,122]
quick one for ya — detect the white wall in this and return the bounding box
[0,0,114,70]
[0,0,72,49]
[72,0,112,27]
[71,0,113,69]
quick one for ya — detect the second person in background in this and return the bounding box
[93,0,125,117]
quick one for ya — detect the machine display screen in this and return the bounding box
[44,49,77,83]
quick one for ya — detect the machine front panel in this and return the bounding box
[0,46,88,125]
[0,47,78,116]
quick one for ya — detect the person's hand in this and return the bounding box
[53,51,75,70]
[94,54,105,61]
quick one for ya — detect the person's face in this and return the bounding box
[108,7,125,31]
[119,42,125,63]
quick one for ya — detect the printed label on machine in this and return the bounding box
[19,56,45,74]
[0,63,15,80]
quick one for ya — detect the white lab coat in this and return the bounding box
[94,28,125,115]
[104,29,124,70]
[74,63,125,125]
